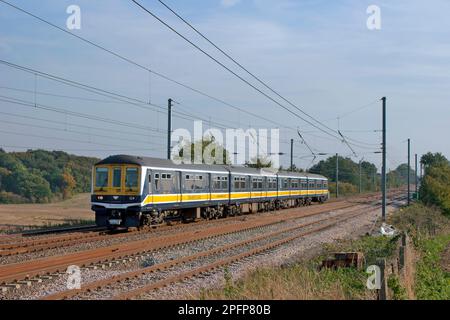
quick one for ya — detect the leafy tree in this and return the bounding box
[175,137,231,165]
[62,167,77,199]
[419,156,450,215]
[421,152,449,173]
[387,164,416,188]
[245,156,273,169]
[309,155,377,188]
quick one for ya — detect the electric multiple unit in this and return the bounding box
[91,155,329,228]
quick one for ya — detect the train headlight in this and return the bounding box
[97,196,103,200]
[129,196,136,201]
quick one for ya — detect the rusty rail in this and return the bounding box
[43,205,371,300]
[0,200,364,285]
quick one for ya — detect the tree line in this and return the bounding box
[0,143,427,204]
[0,149,99,203]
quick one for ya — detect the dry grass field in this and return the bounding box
[0,193,93,231]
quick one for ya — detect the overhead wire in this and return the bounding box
[0,0,382,158]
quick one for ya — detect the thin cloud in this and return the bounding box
[221,0,241,8]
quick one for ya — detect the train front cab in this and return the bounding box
[91,164,143,228]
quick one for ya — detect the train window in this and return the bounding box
[292,180,298,189]
[154,173,160,191]
[213,177,220,190]
[195,175,207,190]
[258,178,263,189]
[112,167,121,188]
[252,178,257,189]
[221,176,228,190]
[95,167,109,188]
[283,179,288,189]
[234,177,240,190]
[160,172,176,193]
[213,176,226,190]
[240,177,246,189]
[182,174,192,190]
[125,168,139,189]
[270,179,276,189]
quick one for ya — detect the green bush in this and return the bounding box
[415,234,450,300]
[420,164,450,216]
[0,191,28,204]
[387,275,407,300]
[328,182,358,196]
[389,204,449,243]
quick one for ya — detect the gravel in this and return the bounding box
[0,197,404,300]
[138,201,403,300]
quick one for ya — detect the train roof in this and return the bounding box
[277,170,326,180]
[95,155,230,173]
[95,155,327,180]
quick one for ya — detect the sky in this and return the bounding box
[0,0,449,171]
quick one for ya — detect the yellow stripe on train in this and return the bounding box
[142,189,328,205]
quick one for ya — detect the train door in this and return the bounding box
[306,178,309,196]
[263,176,267,200]
[145,169,153,204]
[176,171,182,203]
[207,173,212,202]
[227,172,232,205]
[248,175,253,200]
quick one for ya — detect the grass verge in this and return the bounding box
[415,234,450,299]
[198,203,450,300]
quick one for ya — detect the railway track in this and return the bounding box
[43,203,379,300]
[0,192,404,298]
[0,201,358,284]
[0,192,390,257]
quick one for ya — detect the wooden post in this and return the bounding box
[377,258,388,300]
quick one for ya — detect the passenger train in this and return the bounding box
[91,155,329,228]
